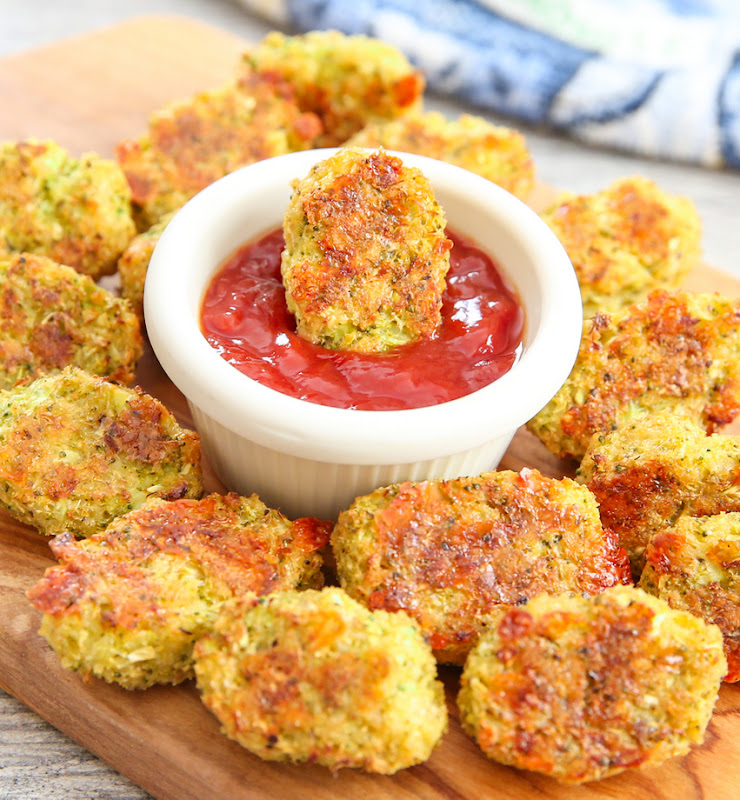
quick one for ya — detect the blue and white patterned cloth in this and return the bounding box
[237,0,740,169]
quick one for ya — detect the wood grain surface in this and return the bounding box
[1,15,739,800]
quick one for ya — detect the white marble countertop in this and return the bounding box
[0,2,738,798]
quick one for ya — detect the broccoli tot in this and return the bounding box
[0,253,142,389]
[332,468,631,664]
[578,411,740,576]
[194,587,448,773]
[640,512,740,682]
[527,290,740,461]
[0,367,203,537]
[239,30,425,145]
[116,211,176,323]
[458,586,726,783]
[115,80,321,230]
[282,147,452,353]
[27,493,330,689]
[349,111,534,200]
[541,176,701,318]
[0,139,136,279]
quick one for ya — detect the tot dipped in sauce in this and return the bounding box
[201,147,524,410]
[281,147,452,353]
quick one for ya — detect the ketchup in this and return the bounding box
[201,228,524,410]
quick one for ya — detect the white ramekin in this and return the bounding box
[145,148,581,520]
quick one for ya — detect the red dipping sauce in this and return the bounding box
[201,228,524,411]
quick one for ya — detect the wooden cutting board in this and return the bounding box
[1,15,739,800]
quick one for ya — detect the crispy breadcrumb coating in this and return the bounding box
[541,176,701,318]
[0,253,142,389]
[348,111,534,200]
[458,586,726,784]
[0,139,136,279]
[282,147,451,353]
[527,290,740,460]
[578,411,740,576]
[27,493,331,689]
[0,368,202,537]
[239,30,424,146]
[640,512,740,682]
[332,468,631,664]
[193,588,447,773]
[116,211,175,323]
[115,79,322,230]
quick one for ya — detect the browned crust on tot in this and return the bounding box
[282,147,451,353]
[528,290,740,460]
[332,468,631,664]
[458,587,726,783]
[640,514,740,682]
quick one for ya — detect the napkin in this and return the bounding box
[235,0,740,169]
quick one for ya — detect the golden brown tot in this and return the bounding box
[282,147,452,353]
[239,30,425,145]
[0,368,203,537]
[0,139,136,279]
[0,253,142,388]
[458,586,726,783]
[332,468,631,664]
[193,588,448,773]
[578,411,740,576]
[27,493,330,689]
[541,176,701,317]
[640,512,740,682]
[349,111,534,200]
[527,290,740,461]
[115,81,321,230]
